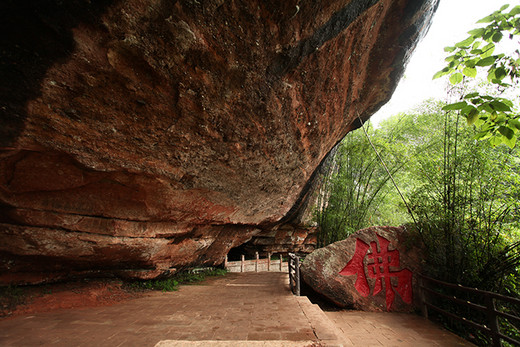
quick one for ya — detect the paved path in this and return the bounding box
[0,272,472,346]
[327,311,472,346]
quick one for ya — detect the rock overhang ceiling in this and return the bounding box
[0,0,439,284]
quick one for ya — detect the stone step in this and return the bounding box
[155,341,316,347]
[295,296,344,347]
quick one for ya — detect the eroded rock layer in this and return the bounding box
[0,0,438,284]
[239,225,319,256]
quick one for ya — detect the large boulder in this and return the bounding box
[301,226,424,312]
[0,0,438,284]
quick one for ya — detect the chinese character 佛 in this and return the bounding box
[339,234,412,311]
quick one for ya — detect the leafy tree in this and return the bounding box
[396,102,520,345]
[406,107,520,290]
[315,99,520,292]
[434,4,520,148]
[314,124,401,247]
[314,108,442,247]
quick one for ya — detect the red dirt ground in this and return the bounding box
[0,280,142,319]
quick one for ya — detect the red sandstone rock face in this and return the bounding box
[300,226,424,312]
[240,224,318,255]
[0,0,438,284]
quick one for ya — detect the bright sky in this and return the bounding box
[371,0,520,124]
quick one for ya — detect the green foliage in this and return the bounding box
[313,99,520,344]
[434,4,520,148]
[128,268,227,292]
[392,103,520,345]
[315,99,520,289]
[140,278,179,291]
[405,110,520,290]
[171,268,227,284]
[314,104,448,246]
[314,124,404,246]
[0,285,26,316]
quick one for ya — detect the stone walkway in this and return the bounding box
[326,311,472,346]
[0,272,472,346]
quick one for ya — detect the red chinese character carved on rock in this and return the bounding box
[339,234,413,311]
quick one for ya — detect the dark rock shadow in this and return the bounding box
[0,0,120,147]
[300,279,347,312]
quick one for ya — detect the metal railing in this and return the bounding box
[418,274,520,346]
[288,253,300,296]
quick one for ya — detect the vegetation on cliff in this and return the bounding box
[315,1,520,293]
[315,99,520,284]
[314,4,520,343]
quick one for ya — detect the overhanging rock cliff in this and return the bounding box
[0,0,438,284]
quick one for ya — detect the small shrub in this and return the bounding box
[0,285,26,316]
[127,268,227,292]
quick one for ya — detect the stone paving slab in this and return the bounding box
[0,272,474,347]
[326,311,475,346]
[156,341,316,346]
[0,273,328,346]
[296,297,341,345]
